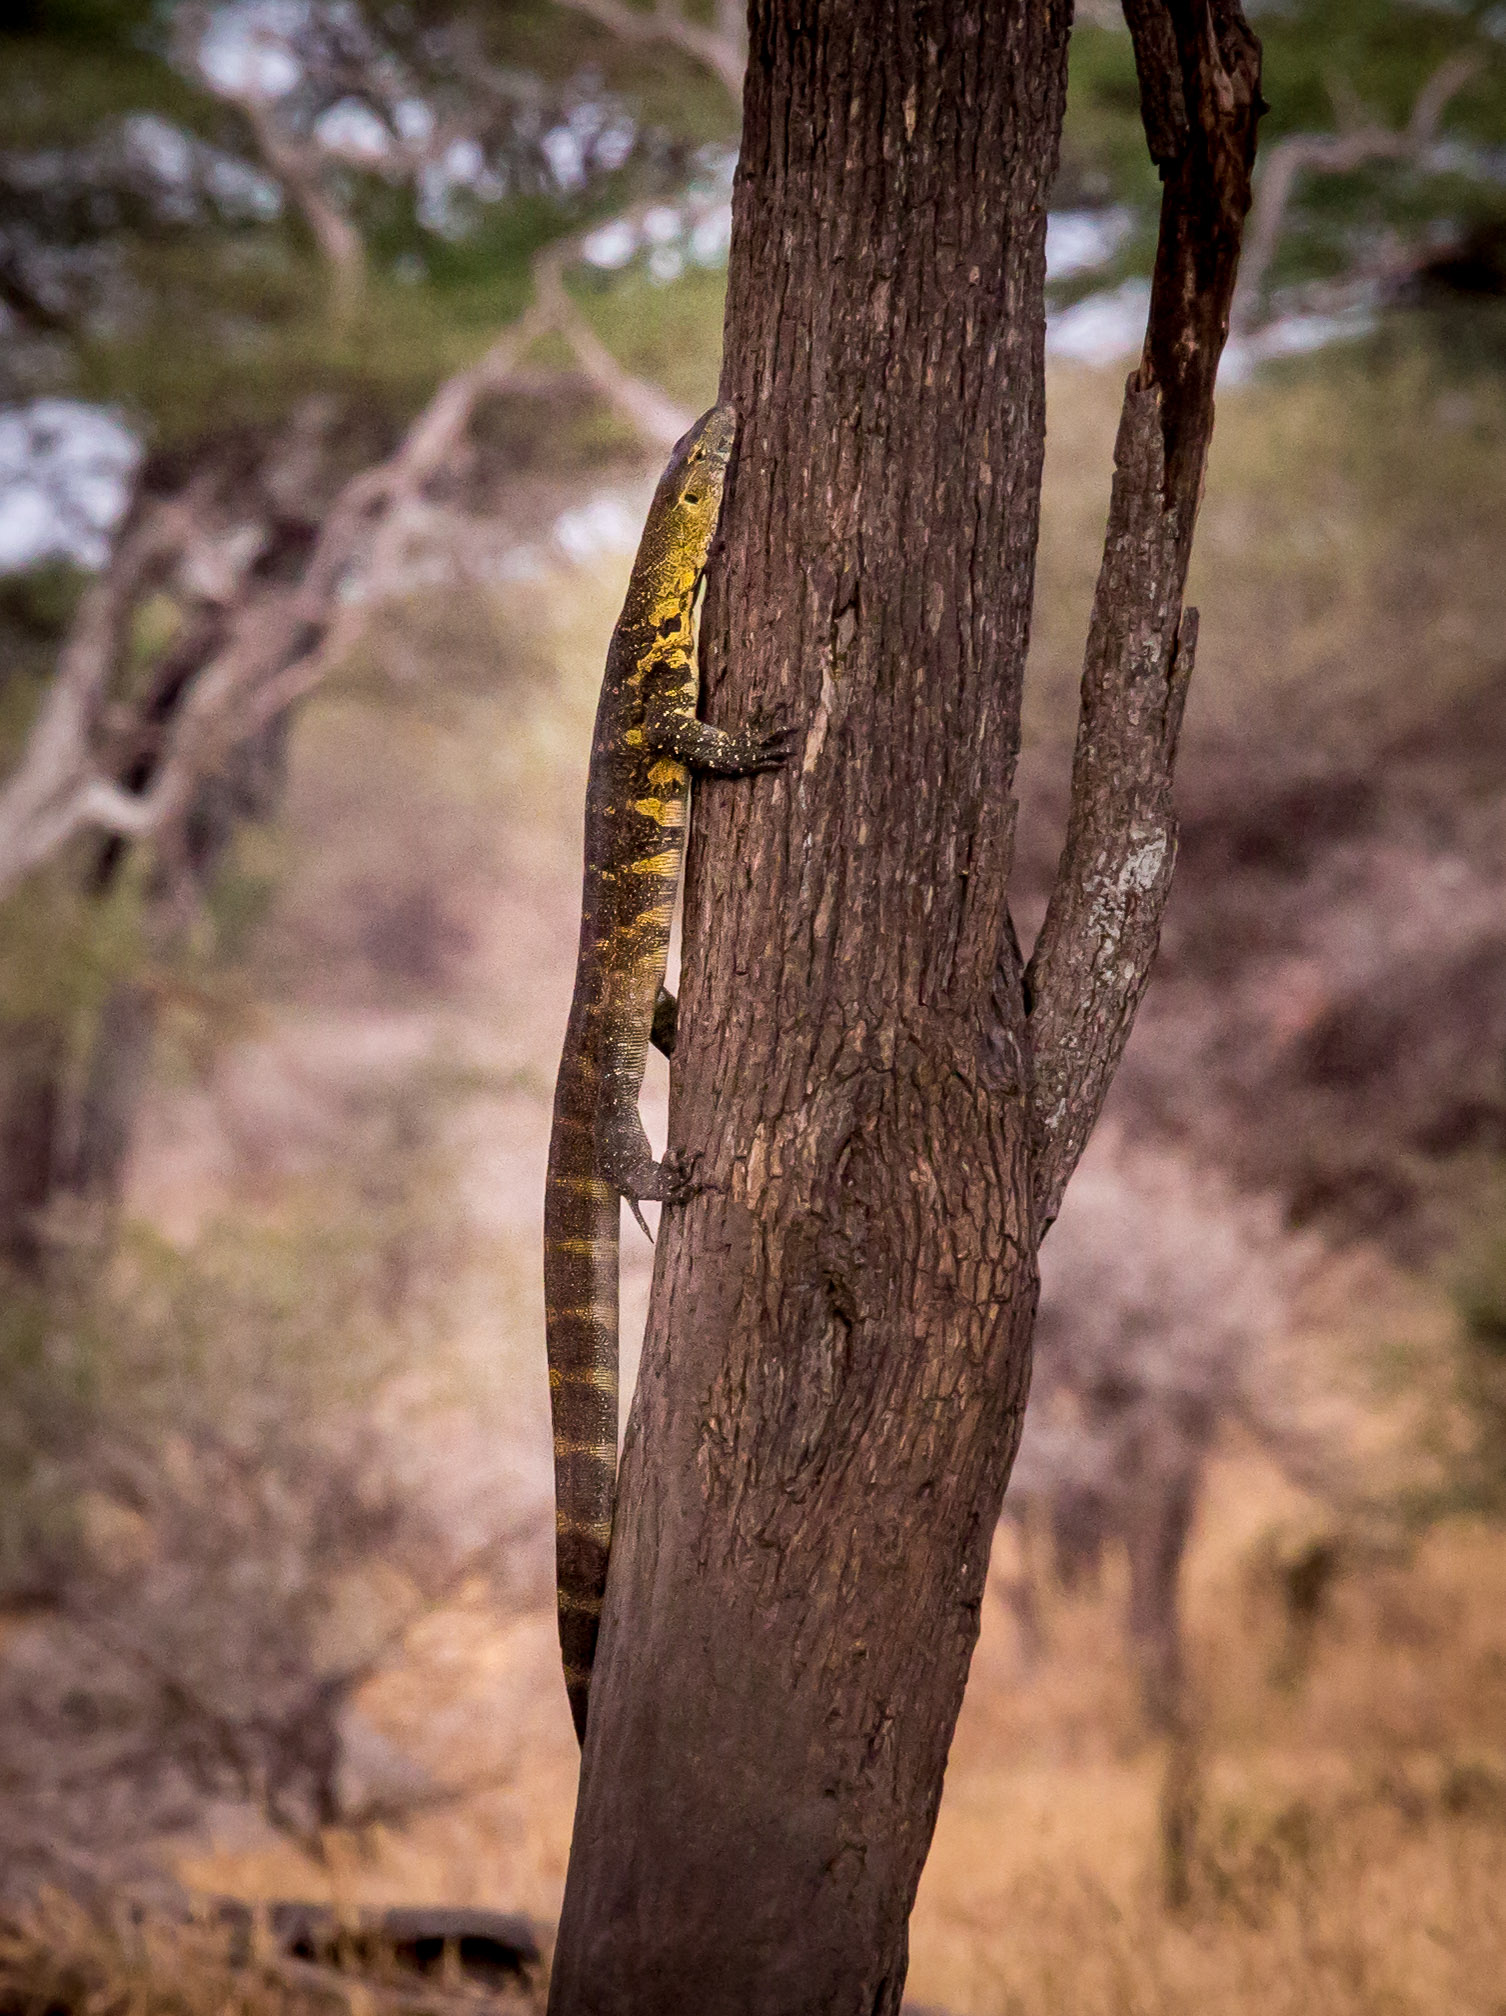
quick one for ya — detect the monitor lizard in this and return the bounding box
[544,403,794,1743]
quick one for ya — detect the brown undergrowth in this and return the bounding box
[0,1890,547,2016]
[906,1467,1506,2015]
[155,1458,1506,2016]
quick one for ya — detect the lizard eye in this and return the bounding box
[683,491,701,505]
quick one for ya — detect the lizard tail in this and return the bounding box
[544,1089,619,1747]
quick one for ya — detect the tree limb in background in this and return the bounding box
[551,0,746,100]
[1232,49,1483,334]
[235,88,368,327]
[173,3,368,326]
[531,237,698,448]
[0,226,694,902]
[0,500,197,886]
[1024,0,1263,1232]
[0,247,78,336]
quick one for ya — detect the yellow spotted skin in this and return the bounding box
[544,404,794,1744]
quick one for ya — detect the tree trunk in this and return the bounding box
[66,981,157,1209]
[1122,1422,1205,1908]
[0,1016,65,1277]
[552,11,1065,2009]
[550,5,1260,2009]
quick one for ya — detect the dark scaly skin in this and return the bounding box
[545,404,794,1744]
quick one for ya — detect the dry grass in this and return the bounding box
[900,1440,1506,2015]
[161,1453,1506,2016]
[911,1793,1506,2016]
[1,1892,345,2016]
[0,1891,549,2016]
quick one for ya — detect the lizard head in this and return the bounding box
[627,403,738,621]
[666,400,736,519]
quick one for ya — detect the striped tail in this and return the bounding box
[543,1080,619,1745]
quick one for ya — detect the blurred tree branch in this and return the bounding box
[1232,49,1484,334]
[551,0,746,100]
[229,84,369,328]
[173,3,373,327]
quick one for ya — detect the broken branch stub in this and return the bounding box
[1025,0,1262,1232]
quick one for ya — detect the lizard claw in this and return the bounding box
[746,710,799,772]
[619,1152,701,1240]
[658,1146,704,1207]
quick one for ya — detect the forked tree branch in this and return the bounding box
[551,0,746,100]
[1025,0,1263,1231]
[0,232,694,901]
[1232,49,1482,333]
[0,500,197,881]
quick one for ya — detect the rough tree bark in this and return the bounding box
[550,5,1260,2011]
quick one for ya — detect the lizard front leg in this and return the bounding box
[641,648,797,776]
[644,696,798,775]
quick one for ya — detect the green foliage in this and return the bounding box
[1256,0,1506,145]
[0,564,87,690]
[0,1271,91,1600]
[0,868,146,1024]
[0,0,742,451]
[0,3,190,151]
[1058,21,1162,210]
[74,256,514,443]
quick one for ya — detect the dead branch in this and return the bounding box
[552,0,746,100]
[1024,0,1262,1232]
[0,228,693,902]
[1232,50,1482,332]
[0,500,197,887]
